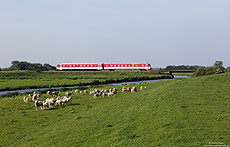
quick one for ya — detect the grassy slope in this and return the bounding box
[0,73,229,146]
[0,71,171,91]
[172,72,194,76]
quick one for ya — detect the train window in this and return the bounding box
[142,64,144,67]
[91,65,93,67]
[77,65,79,67]
[87,65,89,67]
[114,65,116,67]
[128,65,130,67]
[84,65,86,67]
[106,65,108,67]
[121,65,123,67]
[63,65,66,67]
[80,65,82,67]
[69,65,72,67]
[125,65,127,67]
[110,64,113,67]
[132,64,134,67]
[135,64,138,67]
[118,65,120,67]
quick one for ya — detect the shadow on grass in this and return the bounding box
[69,103,80,106]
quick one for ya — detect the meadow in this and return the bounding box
[0,72,229,146]
[0,71,172,91]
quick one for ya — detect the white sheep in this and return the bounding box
[140,86,143,91]
[84,90,88,94]
[23,96,29,103]
[108,92,115,97]
[43,102,49,109]
[32,94,37,102]
[52,91,59,97]
[34,101,44,111]
[122,87,127,92]
[47,91,52,96]
[66,92,73,97]
[75,89,78,95]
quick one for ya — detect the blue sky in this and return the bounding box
[0,0,230,68]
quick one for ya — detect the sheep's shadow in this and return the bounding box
[68,103,80,106]
[47,107,58,110]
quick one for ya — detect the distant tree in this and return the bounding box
[43,63,56,71]
[8,61,56,71]
[226,66,230,72]
[214,61,225,74]
[193,61,225,76]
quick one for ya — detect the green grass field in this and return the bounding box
[0,71,172,91]
[0,73,229,146]
[172,72,194,76]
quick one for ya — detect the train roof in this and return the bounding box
[58,63,150,64]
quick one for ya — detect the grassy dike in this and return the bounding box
[0,71,172,91]
[0,73,229,146]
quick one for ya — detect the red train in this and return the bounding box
[56,63,152,71]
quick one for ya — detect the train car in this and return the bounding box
[56,63,102,70]
[103,63,151,70]
[56,63,151,71]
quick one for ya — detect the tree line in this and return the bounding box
[0,61,56,71]
[163,61,229,76]
[193,61,226,76]
[164,65,200,71]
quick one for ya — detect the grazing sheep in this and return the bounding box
[144,86,147,90]
[89,91,95,96]
[127,87,131,92]
[122,87,127,92]
[32,94,38,102]
[46,98,56,108]
[94,89,100,93]
[132,86,137,91]
[84,90,88,94]
[56,96,61,100]
[101,93,107,98]
[52,91,59,97]
[131,88,135,93]
[34,101,44,111]
[55,99,62,106]
[46,98,56,103]
[108,92,114,97]
[75,89,78,95]
[37,94,41,99]
[93,93,99,98]
[23,96,29,103]
[140,86,143,91]
[28,94,32,98]
[66,92,73,97]
[80,91,83,95]
[104,89,109,93]
[62,97,72,105]
[47,91,52,96]
[43,102,49,109]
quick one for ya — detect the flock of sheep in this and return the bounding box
[23,85,147,111]
[23,91,73,111]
